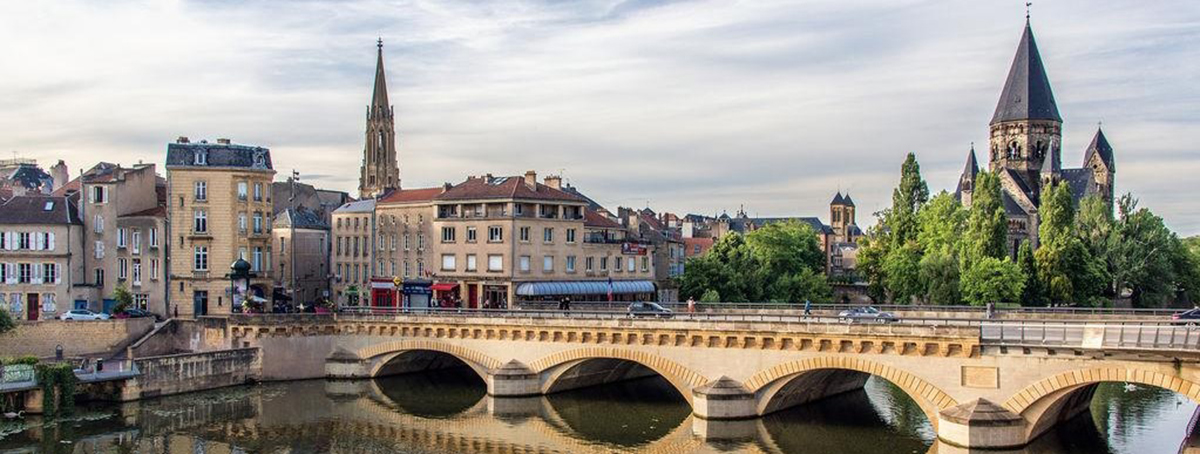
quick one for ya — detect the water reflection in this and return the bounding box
[0,375,1193,453]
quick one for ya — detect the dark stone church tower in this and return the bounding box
[359,39,401,199]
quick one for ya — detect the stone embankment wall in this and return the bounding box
[0,318,154,358]
[125,347,260,399]
[127,317,231,357]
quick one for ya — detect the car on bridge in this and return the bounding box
[628,302,673,318]
[59,309,110,321]
[1172,308,1200,325]
[837,306,899,324]
[113,308,156,320]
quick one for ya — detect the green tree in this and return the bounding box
[111,284,134,314]
[919,248,960,305]
[882,243,922,304]
[961,172,1008,264]
[1109,195,1183,307]
[890,153,930,245]
[745,220,825,275]
[0,308,14,334]
[961,257,1025,306]
[856,234,888,303]
[1035,183,1107,306]
[1016,241,1045,306]
[699,289,721,303]
[680,233,762,302]
[917,192,967,254]
[769,268,832,304]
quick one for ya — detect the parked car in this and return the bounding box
[113,308,154,319]
[1172,309,1200,325]
[837,306,898,324]
[628,302,673,318]
[59,309,110,321]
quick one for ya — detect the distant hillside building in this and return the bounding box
[957,20,1115,254]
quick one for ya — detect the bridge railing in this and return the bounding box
[981,320,1200,351]
[515,300,1183,317]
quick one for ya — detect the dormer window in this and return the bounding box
[254,152,266,168]
[195,150,208,165]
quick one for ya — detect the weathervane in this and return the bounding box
[1026,2,1032,20]
[377,37,383,49]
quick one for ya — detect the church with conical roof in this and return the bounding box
[957,19,1116,254]
[359,39,402,200]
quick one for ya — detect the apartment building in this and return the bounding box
[0,196,83,320]
[166,137,276,317]
[330,199,376,305]
[272,207,330,306]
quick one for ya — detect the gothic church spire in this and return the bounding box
[992,20,1061,124]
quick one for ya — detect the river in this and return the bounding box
[0,370,1194,453]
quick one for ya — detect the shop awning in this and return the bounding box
[515,280,656,297]
[431,283,459,291]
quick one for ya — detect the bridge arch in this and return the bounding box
[1003,367,1200,441]
[356,339,504,381]
[528,347,708,405]
[744,356,956,430]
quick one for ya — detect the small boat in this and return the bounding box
[1123,383,1139,392]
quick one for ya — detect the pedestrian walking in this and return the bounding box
[986,302,995,319]
[803,299,812,319]
[687,297,696,314]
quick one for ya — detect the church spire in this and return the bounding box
[371,38,390,117]
[991,20,1061,124]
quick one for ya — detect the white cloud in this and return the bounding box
[1,0,1197,234]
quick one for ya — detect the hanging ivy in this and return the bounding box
[34,363,76,417]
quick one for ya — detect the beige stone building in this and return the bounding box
[166,137,276,317]
[272,207,330,306]
[0,195,84,320]
[76,163,170,315]
[331,199,377,305]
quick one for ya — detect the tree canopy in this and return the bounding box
[680,220,831,303]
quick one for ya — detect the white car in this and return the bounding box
[59,309,110,321]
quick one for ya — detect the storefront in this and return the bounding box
[431,282,460,308]
[403,279,433,308]
[483,284,508,309]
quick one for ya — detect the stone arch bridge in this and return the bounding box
[220,312,1200,449]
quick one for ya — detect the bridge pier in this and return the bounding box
[936,399,1027,449]
[486,360,540,397]
[691,377,757,420]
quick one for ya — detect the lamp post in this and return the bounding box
[228,258,256,313]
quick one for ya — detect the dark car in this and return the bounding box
[628,302,673,318]
[114,308,155,319]
[837,306,899,324]
[1173,309,1200,325]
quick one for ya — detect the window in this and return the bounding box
[353,237,360,256]
[519,226,530,242]
[18,263,32,284]
[417,233,425,250]
[378,236,385,251]
[694,245,701,254]
[403,233,410,251]
[94,241,104,259]
[404,261,411,278]
[194,246,209,271]
[586,257,595,272]
[194,181,207,201]
[132,260,141,284]
[628,257,636,273]
[390,234,397,250]
[194,151,207,165]
[543,255,554,272]
[466,227,477,243]
[466,254,477,271]
[194,210,208,233]
[132,230,141,254]
[441,254,456,271]
[353,264,360,282]
[390,260,396,276]
[642,257,649,272]
[601,257,609,271]
[254,183,263,201]
[18,232,31,249]
[253,212,263,233]
[94,215,104,233]
[488,255,503,271]
[566,228,576,243]
[118,258,128,279]
[238,247,247,261]
[134,293,148,309]
[266,247,272,272]
[488,226,503,242]
[417,259,424,276]
[519,255,531,272]
[280,237,287,251]
[237,182,248,201]
[91,185,106,203]
[336,237,343,256]
[238,213,247,233]
[95,268,105,286]
[117,228,127,247]
[441,227,456,243]
[150,259,159,280]
[566,256,576,273]
[42,263,58,284]
[253,247,263,271]
[543,228,553,243]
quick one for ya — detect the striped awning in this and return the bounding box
[515,280,656,297]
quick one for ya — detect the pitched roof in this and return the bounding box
[842,193,856,207]
[436,176,586,203]
[275,207,329,229]
[992,21,1061,124]
[51,177,81,197]
[956,146,980,197]
[584,209,622,229]
[372,41,389,113]
[1060,168,1095,201]
[120,206,167,218]
[831,192,845,205]
[1082,127,1115,170]
[1001,191,1028,216]
[0,195,82,225]
[334,198,376,214]
[166,141,273,170]
[378,187,443,204]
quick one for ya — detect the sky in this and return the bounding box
[2,0,1198,234]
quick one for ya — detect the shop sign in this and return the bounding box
[621,243,648,255]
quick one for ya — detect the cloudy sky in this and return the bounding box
[2,0,1198,234]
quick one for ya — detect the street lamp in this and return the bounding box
[228,258,257,313]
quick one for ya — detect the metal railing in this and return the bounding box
[981,320,1200,351]
[514,300,1184,317]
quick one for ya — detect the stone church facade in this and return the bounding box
[957,20,1116,255]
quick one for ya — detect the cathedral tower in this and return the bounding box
[989,19,1061,200]
[359,39,401,199]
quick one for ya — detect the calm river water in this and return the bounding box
[0,370,1195,453]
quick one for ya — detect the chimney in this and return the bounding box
[176,136,190,144]
[216,138,231,145]
[543,175,562,190]
[442,182,452,192]
[50,160,69,191]
[523,170,537,189]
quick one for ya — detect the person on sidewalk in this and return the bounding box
[804,299,812,319]
[687,297,696,314]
